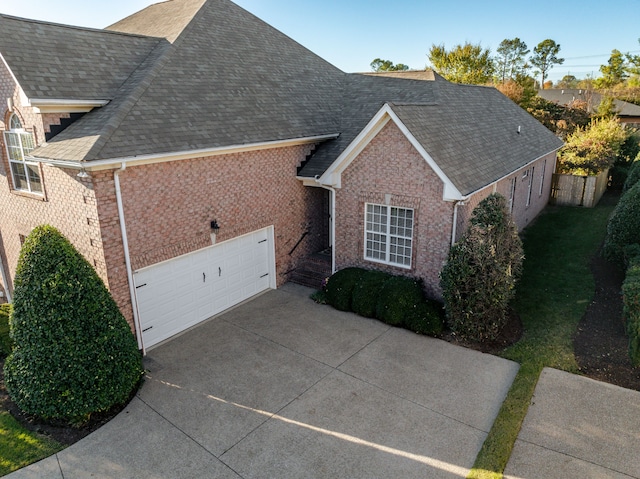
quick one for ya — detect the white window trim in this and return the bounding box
[3,115,42,195]
[539,160,547,196]
[526,167,534,207]
[508,176,516,213]
[364,203,414,269]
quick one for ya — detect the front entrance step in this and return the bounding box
[289,252,331,290]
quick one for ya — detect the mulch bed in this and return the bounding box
[0,365,134,446]
[1,246,639,447]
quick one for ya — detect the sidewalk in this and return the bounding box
[505,367,640,479]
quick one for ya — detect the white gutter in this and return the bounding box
[33,134,340,172]
[29,98,109,114]
[114,163,145,354]
[0,252,11,303]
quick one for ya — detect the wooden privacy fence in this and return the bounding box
[550,169,609,208]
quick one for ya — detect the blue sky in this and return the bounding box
[2,0,639,83]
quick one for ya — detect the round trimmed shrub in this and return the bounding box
[440,194,524,342]
[3,225,143,425]
[351,270,391,318]
[624,155,640,192]
[403,300,444,335]
[604,181,640,265]
[0,303,12,358]
[324,267,366,312]
[376,276,426,326]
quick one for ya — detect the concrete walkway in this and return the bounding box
[5,283,640,478]
[504,367,640,479]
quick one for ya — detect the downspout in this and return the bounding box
[315,176,336,274]
[0,252,11,303]
[451,200,463,247]
[114,163,145,354]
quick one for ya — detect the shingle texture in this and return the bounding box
[1,0,562,195]
[107,0,207,43]
[0,15,162,101]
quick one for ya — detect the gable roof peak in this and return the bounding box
[106,0,207,43]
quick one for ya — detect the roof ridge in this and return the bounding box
[0,13,160,40]
[82,39,175,161]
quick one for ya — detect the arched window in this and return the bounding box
[3,113,41,193]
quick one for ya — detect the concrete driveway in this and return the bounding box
[7,283,519,479]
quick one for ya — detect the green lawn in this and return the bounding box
[468,195,618,479]
[0,304,63,477]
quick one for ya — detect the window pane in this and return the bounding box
[26,164,42,193]
[9,115,22,130]
[10,161,28,190]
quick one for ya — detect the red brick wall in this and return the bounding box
[335,121,454,299]
[93,144,323,325]
[456,151,557,239]
[0,65,107,300]
[335,121,558,299]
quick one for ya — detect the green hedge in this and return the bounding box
[3,225,143,425]
[623,155,640,192]
[0,303,12,358]
[604,181,640,265]
[623,255,640,367]
[324,267,366,312]
[324,267,443,335]
[352,270,391,318]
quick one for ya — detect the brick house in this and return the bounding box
[0,0,562,351]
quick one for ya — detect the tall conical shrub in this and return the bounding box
[4,225,142,425]
[440,194,524,341]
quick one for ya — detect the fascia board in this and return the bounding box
[317,103,463,201]
[318,105,393,188]
[29,98,110,113]
[32,133,339,171]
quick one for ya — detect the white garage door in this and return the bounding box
[134,227,275,349]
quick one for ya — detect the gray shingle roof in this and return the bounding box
[0,15,162,101]
[1,0,563,196]
[299,75,562,196]
[394,82,564,195]
[24,0,345,161]
[107,0,207,43]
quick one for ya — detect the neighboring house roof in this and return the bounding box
[0,0,562,197]
[0,15,163,101]
[537,89,640,118]
[362,70,437,81]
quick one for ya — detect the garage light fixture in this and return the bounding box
[210,220,220,233]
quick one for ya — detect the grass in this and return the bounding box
[0,303,64,477]
[467,195,618,479]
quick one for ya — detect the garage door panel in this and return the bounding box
[134,227,274,349]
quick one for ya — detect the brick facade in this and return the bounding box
[335,121,455,299]
[335,121,557,299]
[0,63,324,329]
[91,145,325,326]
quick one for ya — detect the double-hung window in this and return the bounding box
[365,203,413,268]
[3,114,41,194]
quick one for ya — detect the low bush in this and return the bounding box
[403,300,444,335]
[351,270,391,318]
[604,181,640,265]
[376,276,427,326]
[0,303,12,358]
[622,253,640,367]
[3,225,143,425]
[324,267,366,311]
